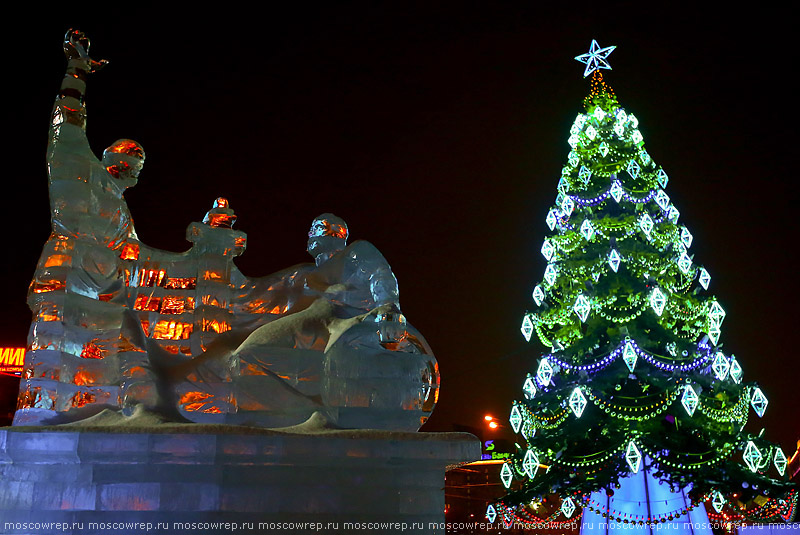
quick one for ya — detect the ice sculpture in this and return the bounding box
[14,30,438,432]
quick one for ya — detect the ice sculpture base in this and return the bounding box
[0,414,479,535]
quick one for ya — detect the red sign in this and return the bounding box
[0,347,24,376]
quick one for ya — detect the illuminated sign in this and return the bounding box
[481,440,511,461]
[0,347,24,376]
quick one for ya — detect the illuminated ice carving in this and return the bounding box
[14,31,439,432]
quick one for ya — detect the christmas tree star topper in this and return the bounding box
[575,39,616,78]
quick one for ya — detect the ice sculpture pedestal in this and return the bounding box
[0,417,479,535]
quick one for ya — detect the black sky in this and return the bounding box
[3,5,798,451]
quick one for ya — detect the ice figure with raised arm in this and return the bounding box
[14,30,439,432]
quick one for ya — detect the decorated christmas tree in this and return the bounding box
[488,41,796,530]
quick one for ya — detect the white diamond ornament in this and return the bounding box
[626,441,642,473]
[775,448,788,476]
[632,130,643,144]
[537,358,554,386]
[523,449,539,479]
[585,125,597,140]
[729,356,743,384]
[579,165,592,184]
[573,294,591,323]
[639,213,654,237]
[639,150,651,166]
[561,497,576,518]
[657,168,668,188]
[744,441,762,473]
[599,142,609,157]
[751,387,768,418]
[699,268,711,290]
[681,227,693,248]
[616,109,627,123]
[561,196,575,217]
[608,249,621,272]
[569,387,587,418]
[523,375,537,399]
[544,264,558,286]
[650,288,667,316]
[546,210,558,231]
[500,462,514,488]
[533,285,544,306]
[712,352,730,381]
[712,491,725,513]
[627,160,641,179]
[708,301,726,329]
[568,134,579,148]
[682,385,699,416]
[655,189,670,210]
[623,341,637,372]
[610,180,624,203]
[575,114,587,129]
[628,114,639,128]
[541,239,556,261]
[510,404,523,433]
[521,315,533,342]
[614,122,625,137]
[593,106,606,122]
[708,326,721,346]
[678,251,692,274]
[668,205,680,223]
[580,219,595,241]
[568,151,579,167]
[486,504,497,523]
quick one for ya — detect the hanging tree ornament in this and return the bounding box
[711,491,725,513]
[627,159,641,179]
[657,168,669,188]
[712,352,731,381]
[500,462,514,488]
[585,124,598,140]
[729,355,743,384]
[486,504,497,523]
[639,212,654,238]
[655,189,670,210]
[626,440,642,473]
[569,387,587,418]
[580,219,595,241]
[750,387,768,418]
[509,403,523,433]
[568,151,579,167]
[608,249,621,272]
[631,130,643,144]
[698,267,711,290]
[521,314,534,342]
[541,239,556,261]
[574,39,616,78]
[523,449,539,479]
[561,196,575,218]
[639,150,651,166]
[574,294,591,323]
[743,441,763,473]
[623,340,638,372]
[593,106,606,122]
[579,165,592,184]
[774,447,788,476]
[532,285,545,306]
[610,180,624,203]
[668,205,680,223]
[650,287,667,316]
[561,497,576,519]
[681,385,699,416]
[537,357,554,386]
[523,375,537,399]
[677,250,692,274]
[546,210,558,231]
[681,226,693,248]
[614,121,625,137]
[599,142,609,157]
[544,263,559,286]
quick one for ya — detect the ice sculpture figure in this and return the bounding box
[14,30,438,432]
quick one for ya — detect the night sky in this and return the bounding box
[3,6,798,452]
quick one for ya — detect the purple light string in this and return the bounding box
[540,340,713,376]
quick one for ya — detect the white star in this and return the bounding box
[575,40,616,78]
